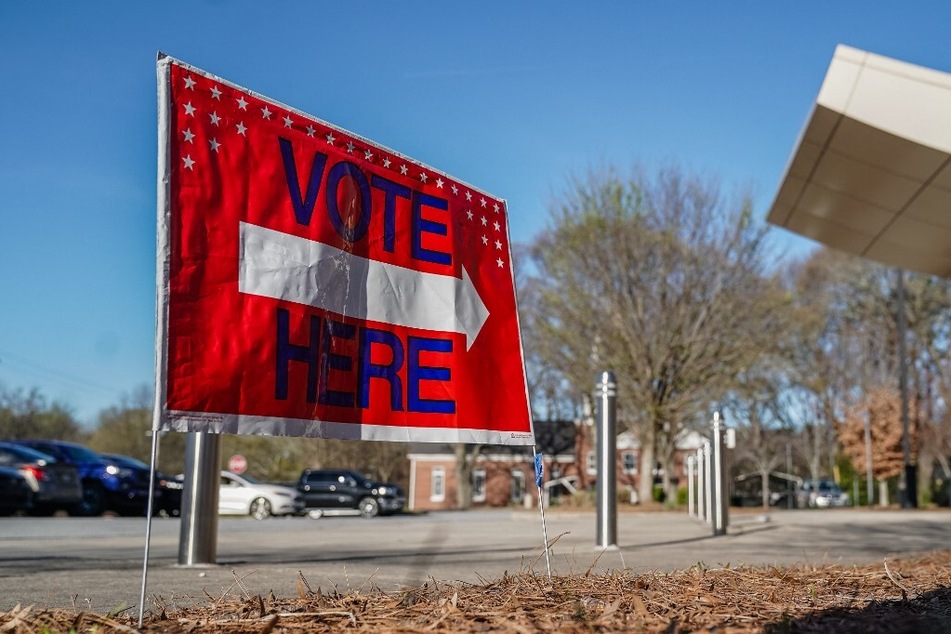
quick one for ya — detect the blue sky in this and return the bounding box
[2,2,950,425]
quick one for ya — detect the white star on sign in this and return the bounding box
[184,76,196,90]
[435,178,444,189]
[236,121,247,136]
[481,216,488,226]
[209,111,221,126]
[493,202,500,213]
[306,125,315,137]
[209,138,221,152]
[451,184,459,195]
[182,155,195,170]
[400,164,409,175]
[236,96,248,110]
[482,235,489,245]
[497,257,505,268]
[383,157,391,168]
[493,221,501,231]
[420,172,428,183]
[480,197,487,208]
[184,102,196,116]
[365,149,373,161]
[183,128,195,143]
[210,86,222,100]
[326,132,335,145]
[466,210,474,221]
[495,239,502,250]
[465,191,472,202]
[261,106,272,119]
[283,115,293,128]
[346,141,355,153]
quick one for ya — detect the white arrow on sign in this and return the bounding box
[238,222,490,349]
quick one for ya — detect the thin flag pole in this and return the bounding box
[533,446,552,580]
[138,430,161,627]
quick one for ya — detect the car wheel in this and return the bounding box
[359,497,380,518]
[69,485,105,517]
[249,497,272,520]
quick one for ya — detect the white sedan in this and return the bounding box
[218,471,304,519]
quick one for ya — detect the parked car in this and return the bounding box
[218,471,304,519]
[297,469,405,518]
[0,466,33,516]
[12,440,150,516]
[797,479,850,508]
[100,453,184,517]
[0,441,82,515]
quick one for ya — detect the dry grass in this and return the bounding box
[3,551,951,633]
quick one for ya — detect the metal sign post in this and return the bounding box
[178,431,222,566]
[595,371,617,550]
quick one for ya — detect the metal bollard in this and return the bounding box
[703,441,713,525]
[686,455,695,517]
[178,431,222,566]
[711,413,729,536]
[595,371,617,550]
[695,447,705,522]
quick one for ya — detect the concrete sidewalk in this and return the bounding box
[0,508,947,613]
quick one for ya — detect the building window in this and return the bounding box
[585,451,597,475]
[623,452,638,474]
[472,468,487,503]
[511,469,525,504]
[430,467,445,502]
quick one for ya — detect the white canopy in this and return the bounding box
[767,45,951,277]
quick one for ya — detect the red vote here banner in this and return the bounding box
[155,55,533,445]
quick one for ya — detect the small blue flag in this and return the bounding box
[534,453,544,488]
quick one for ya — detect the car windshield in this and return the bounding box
[106,455,149,470]
[348,471,369,486]
[236,473,260,484]
[59,444,104,462]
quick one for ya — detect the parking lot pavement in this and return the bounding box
[0,508,948,613]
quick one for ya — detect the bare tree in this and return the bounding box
[528,165,784,502]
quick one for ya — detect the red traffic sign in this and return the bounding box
[155,56,533,446]
[228,455,248,474]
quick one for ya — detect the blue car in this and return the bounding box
[11,440,150,516]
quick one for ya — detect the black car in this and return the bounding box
[100,454,184,517]
[297,469,405,518]
[0,442,82,515]
[12,440,150,516]
[0,466,33,516]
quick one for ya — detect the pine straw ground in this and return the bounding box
[4,551,951,633]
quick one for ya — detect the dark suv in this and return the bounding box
[13,440,150,516]
[297,469,405,518]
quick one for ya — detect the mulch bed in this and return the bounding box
[3,551,951,632]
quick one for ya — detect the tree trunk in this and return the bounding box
[760,466,771,510]
[878,479,889,507]
[638,429,656,503]
[453,444,482,510]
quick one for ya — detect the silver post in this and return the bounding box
[711,412,728,536]
[686,455,695,517]
[178,431,222,566]
[703,441,713,524]
[595,371,617,549]
[695,447,705,522]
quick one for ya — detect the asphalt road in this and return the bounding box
[0,508,948,614]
